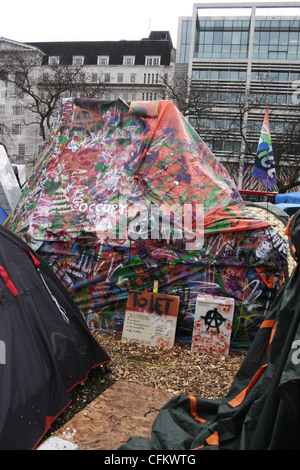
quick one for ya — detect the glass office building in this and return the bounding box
[176,3,300,190]
[194,19,250,59]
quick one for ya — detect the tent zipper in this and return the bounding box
[37,268,70,324]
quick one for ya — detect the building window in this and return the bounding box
[195,19,249,59]
[78,73,85,82]
[143,73,159,84]
[130,73,136,83]
[142,92,157,101]
[145,56,161,66]
[18,144,25,156]
[117,73,124,83]
[97,56,109,65]
[72,56,84,65]
[12,124,21,135]
[253,20,300,60]
[48,56,60,65]
[179,19,192,63]
[193,68,246,81]
[0,105,4,115]
[92,73,98,83]
[123,55,135,65]
[1,74,8,88]
[224,140,241,153]
[290,72,300,81]
[104,73,110,82]
[12,106,23,116]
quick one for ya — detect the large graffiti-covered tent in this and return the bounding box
[7,98,288,348]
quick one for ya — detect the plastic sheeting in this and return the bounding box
[0,145,21,213]
[275,192,300,204]
[7,98,288,348]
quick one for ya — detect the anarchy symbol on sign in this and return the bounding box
[201,308,226,334]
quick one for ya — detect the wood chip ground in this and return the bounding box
[93,331,245,399]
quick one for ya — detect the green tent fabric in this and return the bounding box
[120,210,300,450]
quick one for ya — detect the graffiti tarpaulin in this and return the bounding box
[7,98,288,349]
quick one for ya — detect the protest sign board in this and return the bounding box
[192,294,234,356]
[122,290,179,349]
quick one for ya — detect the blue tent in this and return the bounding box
[275,193,300,217]
[275,192,300,204]
[0,207,8,225]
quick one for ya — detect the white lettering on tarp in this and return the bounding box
[0,340,6,364]
[291,340,300,365]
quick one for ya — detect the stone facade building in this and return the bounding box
[0,31,175,178]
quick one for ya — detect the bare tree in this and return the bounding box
[165,72,300,193]
[272,118,300,193]
[0,50,109,141]
[160,71,214,120]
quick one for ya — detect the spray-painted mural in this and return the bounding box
[7,98,288,349]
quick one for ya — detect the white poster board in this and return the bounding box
[122,290,179,349]
[192,294,234,356]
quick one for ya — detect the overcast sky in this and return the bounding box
[1,0,193,44]
[1,0,291,45]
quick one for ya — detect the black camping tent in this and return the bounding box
[121,210,300,451]
[0,224,110,450]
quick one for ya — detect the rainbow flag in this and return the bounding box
[253,108,277,190]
